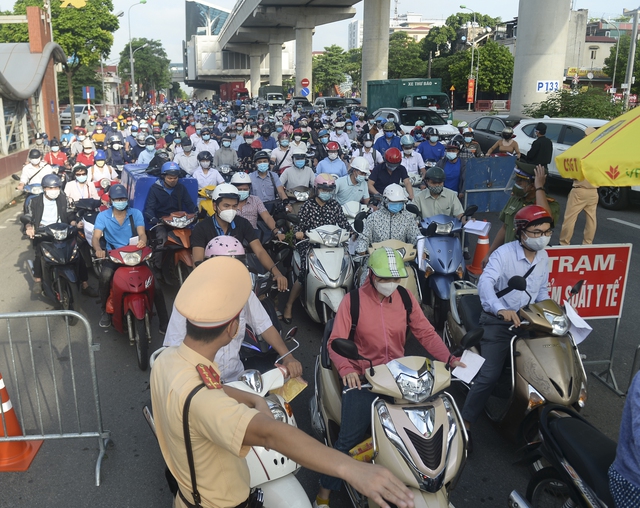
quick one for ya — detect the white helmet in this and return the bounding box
[383,183,408,203]
[211,183,240,201]
[350,156,370,176]
[230,172,252,185]
[334,121,346,129]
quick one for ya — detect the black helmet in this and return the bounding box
[197,151,213,162]
[361,133,373,142]
[41,174,62,188]
[109,135,121,145]
[72,164,88,174]
[253,150,270,162]
[145,135,156,146]
[425,166,446,183]
[260,125,271,135]
[28,148,42,159]
[109,184,128,200]
[425,127,439,137]
[49,139,60,147]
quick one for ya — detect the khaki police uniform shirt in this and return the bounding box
[150,343,259,508]
[414,187,464,219]
[499,195,560,243]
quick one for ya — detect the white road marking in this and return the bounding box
[0,226,7,229]
[607,218,640,230]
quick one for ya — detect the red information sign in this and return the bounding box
[301,78,310,87]
[546,244,632,319]
[466,79,475,104]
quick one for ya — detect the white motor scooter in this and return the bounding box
[146,332,311,508]
[292,225,354,324]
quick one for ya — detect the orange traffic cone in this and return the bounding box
[0,371,42,471]
[467,224,490,277]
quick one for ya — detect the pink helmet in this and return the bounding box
[204,236,245,259]
[314,173,336,190]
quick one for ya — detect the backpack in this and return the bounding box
[348,285,412,341]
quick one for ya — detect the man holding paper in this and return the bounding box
[414,167,465,220]
[460,205,553,448]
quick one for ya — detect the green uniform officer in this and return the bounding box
[485,161,559,263]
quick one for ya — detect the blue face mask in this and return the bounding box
[415,134,424,141]
[146,145,155,152]
[257,162,270,173]
[356,175,366,183]
[387,202,404,214]
[222,141,231,148]
[446,152,458,161]
[336,130,343,135]
[202,135,211,141]
[76,175,88,183]
[196,129,201,135]
[464,137,473,143]
[276,127,283,132]
[294,159,306,168]
[169,129,175,134]
[318,191,333,202]
[280,140,289,147]
[238,190,250,201]
[320,137,329,144]
[385,131,394,138]
[113,200,128,210]
[430,136,439,143]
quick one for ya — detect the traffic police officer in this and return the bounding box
[151,257,415,508]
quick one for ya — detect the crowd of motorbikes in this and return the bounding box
[11,97,615,508]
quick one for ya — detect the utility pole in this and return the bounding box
[623,8,639,111]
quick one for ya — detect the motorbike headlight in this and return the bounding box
[294,191,309,201]
[100,178,110,189]
[544,311,570,336]
[220,165,231,174]
[121,250,142,266]
[205,189,214,199]
[435,222,453,235]
[395,371,434,403]
[51,228,68,241]
[266,396,287,423]
[30,186,43,195]
[317,230,341,247]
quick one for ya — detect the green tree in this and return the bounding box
[388,31,427,79]
[429,51,467,93]
[0,0,119,127]
[522,89,623,120]
[448,39,513,96]
[344,47,362,92]
[445,12,501,31]
[170,82,187,101]
[312,45,347,96]
[603,35,640,95]
[420,25,457,58]
[57,64,103,104]
[118,38,171,101]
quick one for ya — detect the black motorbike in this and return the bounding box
[218,164,240,183]
[522,404,617,508]
[73,198,103,277]
[22,219,82,324]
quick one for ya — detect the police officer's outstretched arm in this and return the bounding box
[243,412,415,508]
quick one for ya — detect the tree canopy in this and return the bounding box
[118,38,171,96]
[448,39,514,95]
[523,89,623,120]
[388,32,427,79]
[312,45,348,96]
[603,34,640,95]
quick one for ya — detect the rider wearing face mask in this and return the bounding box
[461,205,554,448]
[44,139,69,168]
[373,121,402,156]
[458,127,484,158]
[367,147,414,201]
[399,134,426,178]
[195,127,220,156]
[435,140,466,198]
[24,174,97,297]
[270,132,293,174]
[334,156,370,206]
[173,138,200,176]
[280,151,315,191]
[484,161,559,263]
[316,141,347,178]
[249,151,289,203]
[230,172,284,241]
[315,247,463,507]
[90,150,119,182]
[213,134,238,167]
[414,166,465,220]
[193,151,224,190]
[330,121,350,149]
[355,183,419,255]
[416,127,445,164]
[65,164,100,202]
[136,136,158,166]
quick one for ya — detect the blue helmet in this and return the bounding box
[94,149,107,161]
[161,161,180,175]
[41,174,62,189]
[318,129,329,137]
[109,184,128,200]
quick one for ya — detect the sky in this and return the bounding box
[0,0,633,63]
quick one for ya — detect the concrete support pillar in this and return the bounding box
[295,26,313,96]
[361,0,390,107]
[510,0,571,114]
[269,42,283,86]
[249,53,263,99]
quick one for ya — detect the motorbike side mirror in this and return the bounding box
[11,174,20,181]
[275,218,287,229]
[464,205,478,217]
[354,217,364,234]
[331,339,375,376]
[287,213,300,224]
[508,276,528,292]
[19,214,32,225]
[285,326,298,341]
[570,280,585,296]
[406,203,420,216]
[422,222,437,237]
[461,329,483,350]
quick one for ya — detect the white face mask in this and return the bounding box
[218,209,237,223]
[328,153,338,161]
[364,141,373,148]
[522,233,551,251]
[294,136,302,142]
[45,189,60,200]
[30,158,41,165]
[51,146,60,152]
[374,279,399,298]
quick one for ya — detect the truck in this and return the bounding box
[220,81,250,101]
[367,78,453,122]
[258,85,285,107]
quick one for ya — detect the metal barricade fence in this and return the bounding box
[0,310,111,486]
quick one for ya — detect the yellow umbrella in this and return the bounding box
[555,106,640,186]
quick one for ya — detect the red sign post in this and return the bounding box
[466,79,475,104]
[301,78,310,88]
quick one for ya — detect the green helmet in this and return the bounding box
[368,247,408,278]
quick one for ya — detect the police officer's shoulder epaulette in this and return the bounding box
[196,364,222,389]
[546,197,556,202]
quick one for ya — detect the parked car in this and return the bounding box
[373,107,459,139]
[60,104,99,128]
[314,97,360,111]
[468,114,529,153]
[285,96,313,111]
[514,117,636,210]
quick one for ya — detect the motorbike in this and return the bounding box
[285,186,312,216]
[311,334,473,508]
[445,276,589,442]
[93,178,118,200]
[72,198,104,277]
[218,164,239,183]
[522,405,616,508]
[104,244,156,370]
[154,211,196,286]
[417,205,478,330]
[145,331,312,508]
[291,224,354,325]
[198,185,216,218]
[23,219,82,324]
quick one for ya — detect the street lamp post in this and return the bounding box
[461,5,476,110]
[132,43,149,103]
[623,7,640,111]
[601,18,621,90]
[128,0,147,104]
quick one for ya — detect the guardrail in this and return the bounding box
[0,310,111,485]
[474,100,511,112]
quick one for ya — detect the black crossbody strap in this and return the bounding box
[128,214,136,237]
[348,289,360,341]
[495,263,537,299]
[182,383,206,508]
